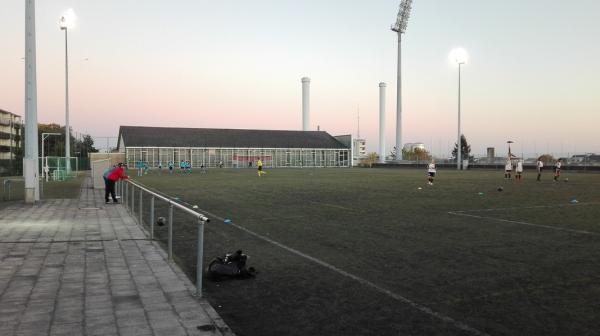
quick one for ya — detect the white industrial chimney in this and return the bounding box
[379,83,386,163]
[301,77,310,131]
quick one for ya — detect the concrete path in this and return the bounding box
[0,178,233,336]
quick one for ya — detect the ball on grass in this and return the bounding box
[192,205,199,209]
[564,178,569,182]
[497,187,504,192]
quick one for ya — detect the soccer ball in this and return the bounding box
[497,187,504,192]
[564,178,569,182]
[157,216,166,226]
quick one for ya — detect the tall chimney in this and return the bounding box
[302,77,310,131]
[379,83,386,163]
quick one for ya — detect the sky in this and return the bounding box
[1,0,599,157]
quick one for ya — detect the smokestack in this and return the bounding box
[302,77,310,131]
[379,83,386,163]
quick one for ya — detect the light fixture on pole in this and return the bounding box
[507,140,514,159]
[391,0,413,161]
[59,9,76,174]
[449,47,468,170]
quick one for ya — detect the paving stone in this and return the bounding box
[0,176,231,336]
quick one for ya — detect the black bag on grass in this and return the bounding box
[207,250,256,280]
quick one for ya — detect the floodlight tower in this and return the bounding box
[391,0,413,161]
[59,9,76,173]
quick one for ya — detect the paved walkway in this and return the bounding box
[0,178,233,336]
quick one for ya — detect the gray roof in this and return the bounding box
[118,126,349,149]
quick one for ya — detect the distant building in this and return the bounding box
[403,142,425,152]
[0,109,22,161]
[117,126,351,168]
[352,138,367,166]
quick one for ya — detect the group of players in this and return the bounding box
[425,158,564,186]
[504,158,563,182]
[134,158,267,177]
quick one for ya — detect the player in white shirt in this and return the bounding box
[553,159,562,182]
[504,159,513,179]
[515,159,524,181]
[427,160,436,185]
[536,158,544,181]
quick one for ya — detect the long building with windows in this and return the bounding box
[117,126,351,168]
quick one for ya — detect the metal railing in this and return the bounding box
[2,178,24,201]
[118,179,210,297]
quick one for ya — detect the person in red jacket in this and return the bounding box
[105,163,129,203]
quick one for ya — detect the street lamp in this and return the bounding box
[59,9,76,174]
[449,47,468,170]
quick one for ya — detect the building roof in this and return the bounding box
[118,126,349,149]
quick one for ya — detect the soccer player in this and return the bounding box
[427,160,436,185]
[515,159,524,181]
[158,161,162,175]
[536,157,544,181]
[554,159,562,182]
[257,158,266,177]
[504,158,513,179]
[168,161,174,174]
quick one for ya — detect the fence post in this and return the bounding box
[195,217,206,297]
[150,196,155,240]
[131,184,135,214]
[124,183,128,209]
[168,203,173,261]
[139,188,143,224]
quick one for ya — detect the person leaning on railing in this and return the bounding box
[105,163,129,204]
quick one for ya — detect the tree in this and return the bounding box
[538,154,555,165]
[391,146,432,161]
[79,135,98,157]
[363,152,379,168]
[37,123,98,157]
[452,134,472,162]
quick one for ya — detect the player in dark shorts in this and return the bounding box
[553,159,562,182]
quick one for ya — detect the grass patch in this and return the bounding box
[130,168,600,336]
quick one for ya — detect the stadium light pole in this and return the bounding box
[59,9,76,173]
[24,0,40,203]
[391,0,413,161]
[449,48,468,170]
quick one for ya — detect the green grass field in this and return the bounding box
[0,175,84,204]
[130,168,600,336]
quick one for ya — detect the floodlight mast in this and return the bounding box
[391,0,413,161]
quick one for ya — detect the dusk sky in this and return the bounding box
[1,0,599,157]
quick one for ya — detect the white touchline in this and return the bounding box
[206,210,488,335]
[449,201,600,214]
[136,182,489,334]
[448,211,600,237]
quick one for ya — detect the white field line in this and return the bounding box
[137,183,489,336]
[449,201,600,214]
[205,212,487,336]
[448,211,600,237]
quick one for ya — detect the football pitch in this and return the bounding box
[131,168,600,336]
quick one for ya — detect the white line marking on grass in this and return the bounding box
[448,211,600,237]
[134,181,489,334]
[309,201,356,212]
[450,201,600,214]
[209,214,487,335]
